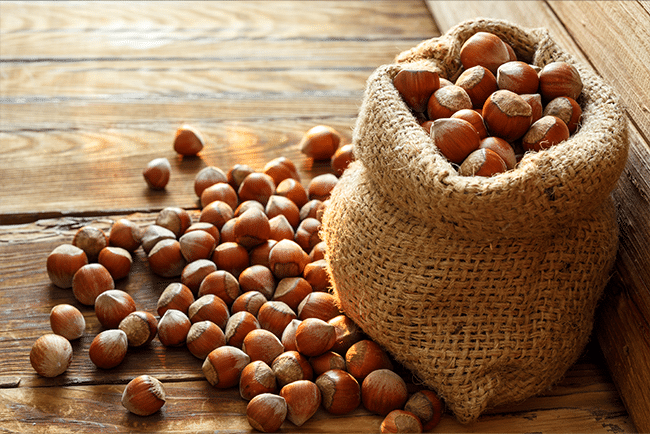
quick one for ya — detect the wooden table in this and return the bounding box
[1,1,647,432]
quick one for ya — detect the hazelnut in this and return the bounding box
[108,219,142,252]
[268,214,295,242]
[479,136,517,170]
[380,410,423,433]
[142,157,171,190]
[460,31,511,75]
[294,217,322,252]
[438,77,454,87]
[458,148,508,177]
[263,156,301,186]
[227,163,255,191]
[173,124,204,156]
[240,360,278,401]
[121,375,166,416]
[180,259,217,294]
[520,93,543,124]
[89,329,128,369]
[543,96,582,133]
[427,85,472,120]
[455,66,497,109]
[404,390,444,431]
[482,89,533,142]
[280,319,301,352]
[231,291,268,317]
[257,301,297,339]
[119,311,158,347]
[268,239,309,280]
[539,61,583,101]
[392,68,440,113]
[276,178,309,209]
[271,350,314,387]
[238,265,277,300]
[310,351,346,377]
[184,222,219,242]
[97,246,132,280]
[328,314,364,355]
[279,380,321,427]
[147,239,186,278]
[199,200,234,231]
[186,320,226,360]
[218,218,236,243]
[315,369,361,415]
[157,282,194,317]
[200,182,239,210]
[497,61,540,95]
[308,241,327,262]
[522,115,571,151]
[197,270,241,306]
[234,207,270,249]
[249,240,277,269]
[225,311,260,348]
[157,309,191,347]
[72,226,108,262]
[299,199,325,222]
[266,195,301,228]
[140,224,175,254]
[202,345,251,388]
[50,304,86,340]
[29,334,73,377]
[430,118,480,164]
[194,165,228,197]
[95,289,137,329]
[345,339,393,381]
[246,393,287,433]
[331,143,355,176]
[361,369,409,416]
[450,108,488,139]
[72,263,115,306]
[188,294,230,330]
[299,125,341,160]
[46,244,88,288]
[303,259,330,292]
[234,199,265,217]
[306,173,338,202]
[273,277,313,311]
[297,292,341,322]
[242,328,285,367]
[238,172,276,206]
[155,207,192,238]
[211,242,249,278]
[295,318,336,357]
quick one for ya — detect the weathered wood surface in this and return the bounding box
[0,1,645,432]
[426,2,650,432]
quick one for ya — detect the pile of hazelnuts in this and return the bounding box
[393,31,584,176]
[33,124,443,432]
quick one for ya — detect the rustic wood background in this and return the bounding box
[1,1,647,432]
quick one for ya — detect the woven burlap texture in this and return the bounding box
[322,18,628,423]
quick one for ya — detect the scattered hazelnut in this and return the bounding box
[49,304,86,340]
[263,156,301,186]
[194,165,228,198]
[211,242,249,278]
[157,309,191,347]
[295,317,336,357]
[72,263,115,306]
[173,124,204,156]
[266,195,301,229]
[361,369,409,416]
[147,239,186,278]
[246,393,287,433]
[72,226,108,262]
[121,375,166,416]
[156,207,192,238]
[303,259,330,292]
[240,360,278,401]
[404,390,444,431]
[380,409,423,433]
[202,345,251,388]
[108,218,142,252]
[297,292,341,322]
[186,320,226,360]
[280,319,301,352]
[119,311,158,347]
[140,224,176,254]
[345,339,393,381]
[200,182,239,210]
[249,240,277,269]
[46,244,88,289]
[257,301,297,339]
[95,289,137,329]
[520,93,543,124]
[299,199,325,222]
[237,172,276,206]
[307,173,338,202]
[331,143,355,176]
[180,259,217,294]
[308,241,327,262]
[97,246,132,280]
[184,222,219,242]
[273,277,313,311]
[310,351,346,377]
[225,311,260,348]
[268,239,309,280]
[522,115,571,151]
[235,199,265,217]
[268,214,295,242]
[242,328,285,367]
[89,329,128,369]
[234,207,270,249]
[188,294,230,330]
[227,163,255,191]
[294,217,322,253]
[279,379,321,427]
[198,200,234,231]
[276,177,310,209]
[157,282,194,317]
[198,270,241,306]
[328,314,364,355]
[238,265,277,300]
[315,368,361,415]
[29,334,73,377]
[392,68,440,113]
[271,350,314,387]
[299,125,341,160]
[143,157,171,190]
[231,290,268,317]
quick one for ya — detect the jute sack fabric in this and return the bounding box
[322,19,628,423]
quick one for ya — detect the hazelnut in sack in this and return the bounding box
[322,18,628,423]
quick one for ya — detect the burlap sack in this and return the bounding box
[322,18,628,423]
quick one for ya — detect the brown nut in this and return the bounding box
[119,311,158,347]
[234,199,265,217]
[95,289,137,329]
[268,214,295,242]
[240,360,278,401]
[238,172,276,206]
[158,309,191,347]
[200,182,239,210]
[310,351,346,377]
[263,156,301,186]
[180,259,217,294]
[89,329,128,369]
[108,218,142,252]
[234,207,271,249]
[97,246,132,280]
[211,242,249,278]
[299,199,325,222]
[140,224,176,254]
[225,311,260,348]
[280,319,301,352]
[72,226,108,262]
[156,207,192,238]
[279,379,321,427]
[50,304,86,340]
[294,217,322,253]
[430,118,480,164]
[303,259,330,292]
[273,277,313,312]
[199,200,234,231]
[297,292,341,322]
[188,294,230,330]
[30,334,73,377]
[157,282,194,317]
[315,368,361,415]
[307,173,338,202]
[450,108,488,140]
[143,157,171,190]
[250,240,277,269]
[522,115,571,151]
[455,66,497,110]
[186,320,226,360]
[380,410,423,433]
[266,195,301,229]
[231,291,268,317]
[543,96,582,133]
[46,244,88,289]
[497,61,540,95]
[460,31,511,75]
[242,328,285,367]
[392,68,440,113]
[328,314,364,356]
[479,136,517,170]
[361,369,409,416]
[198,270,241,306]
[246,393,287,433]
[427,85,472,120]
[276,177,309,209]
[184,221,219,242]
[520,93,543,124]
[539,61,583,101]
[345,339,393,381]
[238,265,276,300]
[268,239,309,280]
[72,263,115,306]
[227,163,255,191]
[331,143,355,176]
[202,345,251,388]
[404,390,444,431]
[173,124,204,156]
[482,89,533,142]
[458,148,508,177]
[121,375,166,416]
[218,218,236,243]
[147,239,187,278]
[308,241,327,262]
[194,165,228,197]
[295,318,336,357]
[299,125,341,160]
[257,301,297,339]
[271,350,314,387]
